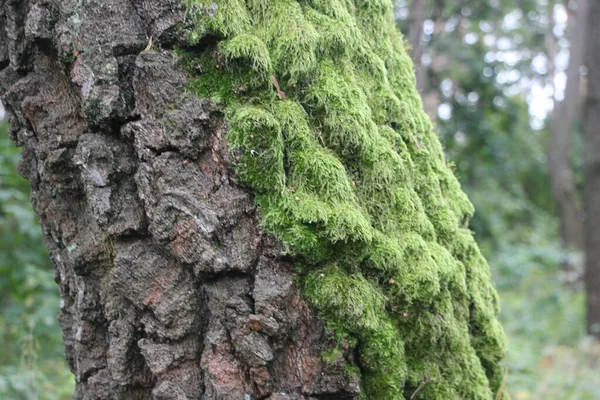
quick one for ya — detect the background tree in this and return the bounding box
[0,0,507,399]
[548,0,587,256]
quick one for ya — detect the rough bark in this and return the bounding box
[548,0,588,254]
[0,1,361,399]
[583,0,600,338]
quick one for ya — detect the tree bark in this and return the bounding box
[583,0,600,338]
[0,1,360,399]
[548,0,588,253]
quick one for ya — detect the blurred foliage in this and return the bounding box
[397,0,600,398]
[497,242,600,400]
[0,119,74,399]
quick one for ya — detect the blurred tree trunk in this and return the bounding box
[0,1,361,398]
[548,0,588,255]
[407,0,444,119]
[583,0,600,338]
[409,0,426,92]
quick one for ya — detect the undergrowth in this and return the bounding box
[180,0,508,398]
[0,124,74,399]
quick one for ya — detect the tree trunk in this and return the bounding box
[409,0,426,92]
[583,0,600,338]
[407,0,441,120]
[0,0,507,398]
[0,2,360,399]
[548,0,588,254]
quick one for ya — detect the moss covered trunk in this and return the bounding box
[0,0,507,399]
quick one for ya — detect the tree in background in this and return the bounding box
[547,0,587,258]
[1,0,507,399]
[408,0,426,92]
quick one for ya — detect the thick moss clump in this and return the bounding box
[181,0,508,398]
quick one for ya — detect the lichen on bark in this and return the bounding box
[181,0,508,398]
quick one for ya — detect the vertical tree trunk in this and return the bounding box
[1,0,508,398]
[409,0,426,92]
[548,0,588,254]
[0,1,360,399]
[407,0,441,120]
[583,0,600,338]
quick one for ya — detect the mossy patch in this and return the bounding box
[180,0,508,398]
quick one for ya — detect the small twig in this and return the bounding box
[142,36,153,53]
[495,366,509,400]
[410,380,429,400]
[409,377,432,399]
[410,373,446,400]
[271,75,287,100]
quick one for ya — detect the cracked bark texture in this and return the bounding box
[0,1,361,399]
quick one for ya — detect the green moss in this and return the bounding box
[227,106,285,192]
[220,34,271,75]
[181,0,508,398]
[322,347,344,365]
[253,0,320,82]
[183,0,250,37]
